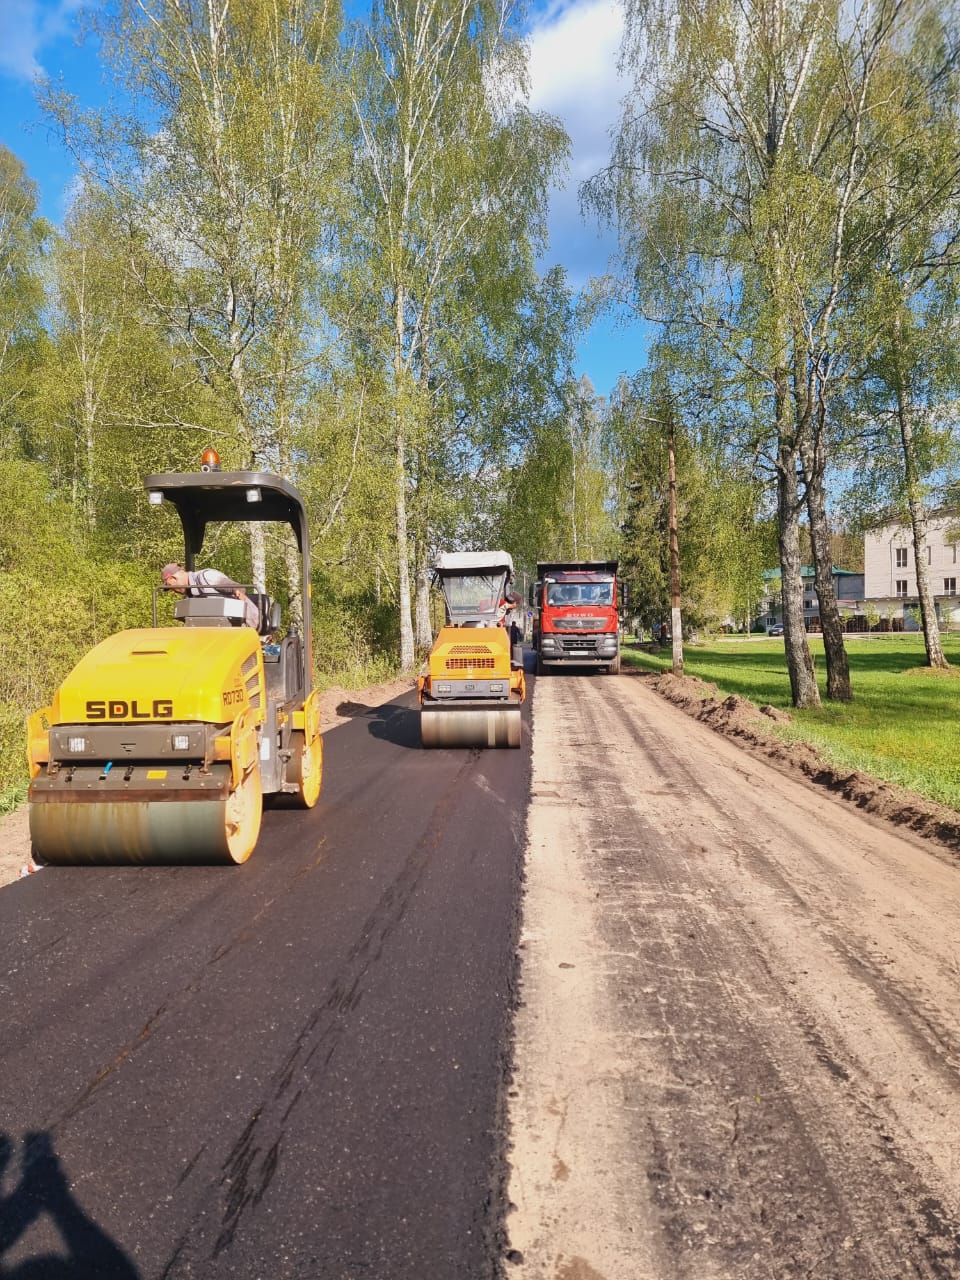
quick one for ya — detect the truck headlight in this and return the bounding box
[171,733,191,751]
[67,736,87,753]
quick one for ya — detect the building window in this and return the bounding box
[927,546,932,565]
[945,578,957,597]
[953,545,958,565]
[895,547,908,567]
[896,579,908,597]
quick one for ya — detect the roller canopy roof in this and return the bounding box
[145,470,310,557]
[434,551,514,575]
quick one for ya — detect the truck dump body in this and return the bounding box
[533,560,620,673]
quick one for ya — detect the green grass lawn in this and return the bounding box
[623,633,960,812]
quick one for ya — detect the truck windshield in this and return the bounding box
[441,571,509,620]
[546,581,614,606]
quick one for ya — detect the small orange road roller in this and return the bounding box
[418,551,526,748]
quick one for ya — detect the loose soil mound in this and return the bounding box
[643,669,960,857]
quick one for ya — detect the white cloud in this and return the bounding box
[0,0,44,80]
[527,0,625,180]
[0,0,88,83]
[525,0,627,288]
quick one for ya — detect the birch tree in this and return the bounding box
[35,185,227,546]
[840,283,960,667]
[836,19,960,670]
[44,0,349,593]
[349,0,566,667]
[588,0,960,706]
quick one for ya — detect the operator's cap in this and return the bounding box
[161,563,183,582]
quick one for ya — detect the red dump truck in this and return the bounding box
[531,561,620,674]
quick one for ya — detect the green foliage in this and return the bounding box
[609,371,773,631]
[0,460,149,796]
[310,576,401,687]
[0,146,51,462]
[591,0,960,696]
[49,0,353,485]
[345,0,569,662]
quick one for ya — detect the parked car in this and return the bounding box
[768,623,785,636]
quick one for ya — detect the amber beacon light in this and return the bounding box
[201,447,221,472]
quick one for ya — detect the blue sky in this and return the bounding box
[0,0,647,398]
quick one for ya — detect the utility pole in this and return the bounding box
[668,412,683,676]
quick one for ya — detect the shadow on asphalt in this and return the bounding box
[366,703,422,749]
[0,1131,140,1278]
[357,646,544,749]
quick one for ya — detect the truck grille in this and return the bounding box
[554,617,607,631]
[449,645,493,655]
[446,657,496,671]
[557,636,600,652]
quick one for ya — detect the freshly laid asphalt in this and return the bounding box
[0,688,532,1280]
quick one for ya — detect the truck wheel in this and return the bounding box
[607,653,621,674]
[536,651,545,675]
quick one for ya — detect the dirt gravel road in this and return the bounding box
[507,670,960,1280]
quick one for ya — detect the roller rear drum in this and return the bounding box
[30,765,263,866]
[420,702,522,749]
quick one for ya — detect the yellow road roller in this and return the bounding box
[26,459,323,865]
[418,551,526,748]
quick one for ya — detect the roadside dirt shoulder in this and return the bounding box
[0,675,414,887]
[641,667,960,857]
[507,670,960,1279]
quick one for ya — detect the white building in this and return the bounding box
[864,514,960,629]
[758,566,863,631]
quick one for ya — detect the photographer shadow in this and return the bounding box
[0,1132,138,1279]
[365,702,421,748]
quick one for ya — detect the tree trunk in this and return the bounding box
[778,437,820,709]
[282,529,303,632]
[792,331,851,701]
[668,415,683,676]
[570,427,579,559]
[804,470,851,700]
[392,273,416,670]
[249,521,267,595]
[897,385,947,669]
[82,377,96,532]
[415,554,433,654]
[394,421,415,670]
[224,314,268,593]
[414,347,434,657]
[799,438,851,701]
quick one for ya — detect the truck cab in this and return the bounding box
[533,560,620,674]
